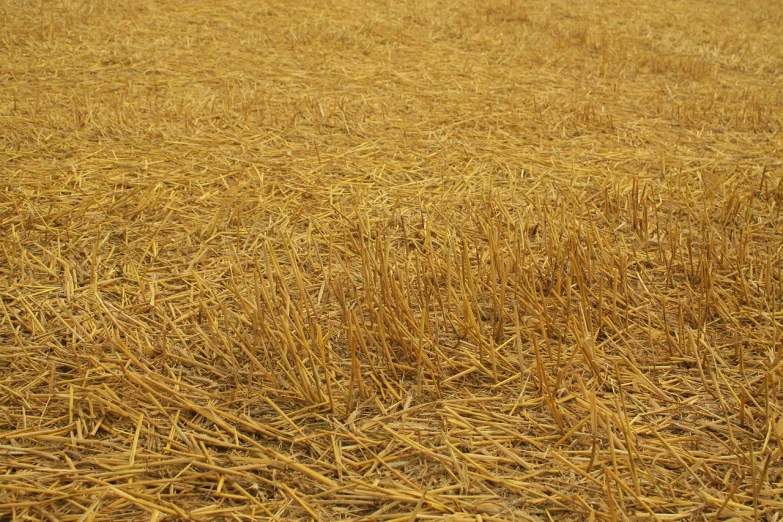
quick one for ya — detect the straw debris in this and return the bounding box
[2,0,783,519]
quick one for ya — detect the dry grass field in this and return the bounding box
[2,0,783,519]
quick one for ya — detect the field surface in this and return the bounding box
[2,0,783,520]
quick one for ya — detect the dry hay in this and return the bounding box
[2,0,783,520]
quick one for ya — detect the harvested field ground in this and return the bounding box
[2,0,783,519]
